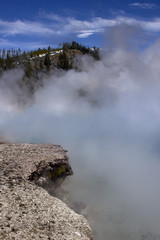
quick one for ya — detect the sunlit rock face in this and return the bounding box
[0,143,93,240]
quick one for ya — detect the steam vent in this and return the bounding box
[0,143,93,240]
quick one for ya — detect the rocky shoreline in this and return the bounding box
[0,143,93,240]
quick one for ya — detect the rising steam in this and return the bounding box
[1,25,160,240]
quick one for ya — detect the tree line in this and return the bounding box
[0,41,100,74]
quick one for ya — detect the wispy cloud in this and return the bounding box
[0,38,49,51]
[77,32,94,38]
[130,3,157,9]
[0,19,55,37]
[1,14,160,49]
[1,15,160,38]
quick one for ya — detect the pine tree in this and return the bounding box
[39,59,44,70]
[5,52,13,69]
[0,57,3,68]
[11,48,14,58]
[57,52,70,70]
[48,46,51,53]
[44,53,51,70]
[2,49,5,59]
[25,61,32,78]
[18,48,21,56]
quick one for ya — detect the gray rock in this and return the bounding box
[0,143,93,240]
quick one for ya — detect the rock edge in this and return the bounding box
[0,143,93,240]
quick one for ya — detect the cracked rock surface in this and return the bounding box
[0,143,93,240]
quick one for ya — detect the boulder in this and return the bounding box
[0,143,93,240]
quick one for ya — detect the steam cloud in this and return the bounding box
[1,25,160,240]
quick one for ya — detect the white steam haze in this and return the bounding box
[1,25,160,239]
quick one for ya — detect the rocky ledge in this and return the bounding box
[0,143,93,240]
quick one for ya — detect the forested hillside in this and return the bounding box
[0,41,99,94]
[0,41,99,73]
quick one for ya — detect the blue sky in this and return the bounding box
[1,0,160,50]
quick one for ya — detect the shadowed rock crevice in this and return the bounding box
[28,161,72,181]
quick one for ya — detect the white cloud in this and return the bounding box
[0,19,55,37]
[130,3,157,9]
[0,16,155,38]
[0,38,49,51]
[77,32,94,38]
[1,14,160,49]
